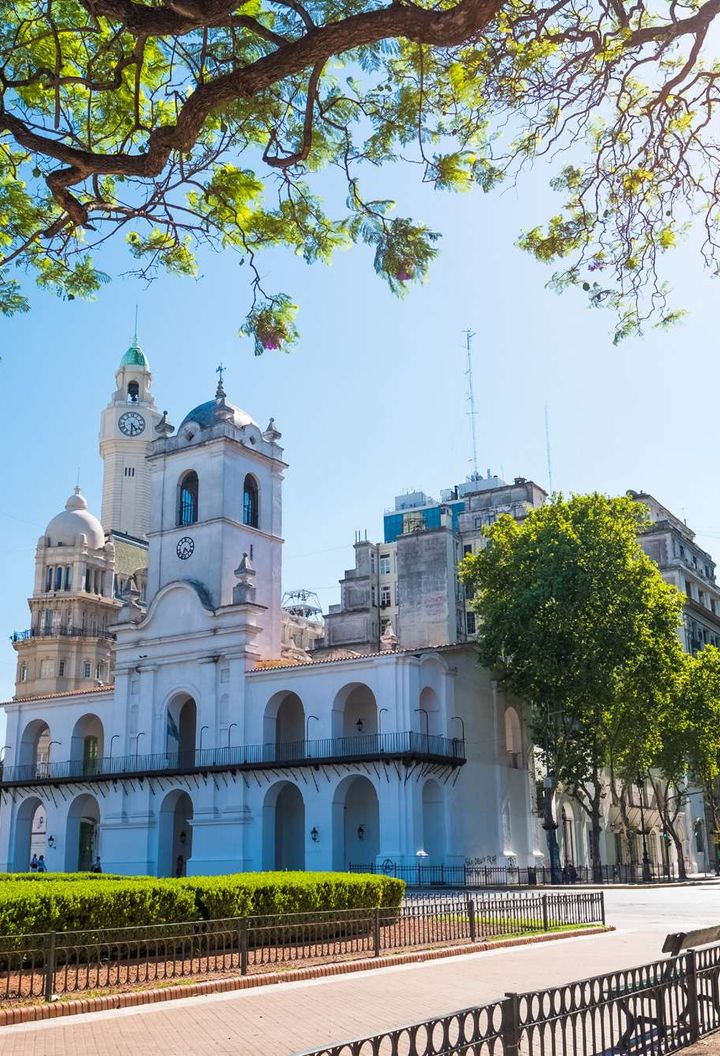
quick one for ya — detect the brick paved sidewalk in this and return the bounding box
[0,926,651,1056]
[682,1039,720,1055]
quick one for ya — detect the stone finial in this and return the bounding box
[233,552,257,604]
[263,417,282,442]
[118,575,144,623]
[215,396,234,423]
[380,620,398,652]
[155,410,175,437]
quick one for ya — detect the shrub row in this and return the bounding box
[0,872,404,937]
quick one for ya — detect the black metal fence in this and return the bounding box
[297,942,720,1056]
[0,891,603,1003]
[0,732,465,786]
[350,861,681,887]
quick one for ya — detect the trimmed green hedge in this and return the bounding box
[0,872,403,937]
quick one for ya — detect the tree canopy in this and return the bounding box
[3,0,720,348]
[460,492,685,875]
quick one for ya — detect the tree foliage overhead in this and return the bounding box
[3,0,720,347]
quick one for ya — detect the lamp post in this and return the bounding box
[227,723,237,748]
[108,734,119,760]
[133,732,145,763]
[199,725,209,752]
[636,773,652,882]
[306,714,319,742]
[451,715,465,741]
[378,708,388,734]
[415,707,429,739]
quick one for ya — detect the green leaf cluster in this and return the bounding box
[460,493,686,865]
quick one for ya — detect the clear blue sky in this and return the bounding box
[1,155,719,726]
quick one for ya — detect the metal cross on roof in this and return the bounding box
[216,362,226,386]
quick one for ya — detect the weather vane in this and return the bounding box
[216,362,226,386]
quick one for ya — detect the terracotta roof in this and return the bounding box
[2,684,114,707]
[249,643,465,675]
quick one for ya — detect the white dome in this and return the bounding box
[45,488,105,549]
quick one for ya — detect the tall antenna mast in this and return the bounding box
[544,404,554,494]
[464,329,479,480]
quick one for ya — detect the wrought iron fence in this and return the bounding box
[296,943,720,1056]
[0,731,466,787]
[350,861,680,887]
[0,891,603,1003]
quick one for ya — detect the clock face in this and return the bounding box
[176,536,195,560]
[118,411,146,437]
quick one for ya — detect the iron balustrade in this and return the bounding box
[10,627,115,642]
[296,942,720,1056]
[0,891,603,1003]
[350,861,681,887]
[0,731,466,787]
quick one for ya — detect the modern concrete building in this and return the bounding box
[320,475,546,653]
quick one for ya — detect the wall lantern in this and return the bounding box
[310,827,319,843]
[179,831,187,845]
[47,835,56,848]
[357,825,365,841]
[356,719,364,734]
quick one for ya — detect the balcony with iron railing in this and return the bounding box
[0,731,466,787]
[10,626,115,643]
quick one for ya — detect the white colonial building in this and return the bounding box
[0,343,546,877]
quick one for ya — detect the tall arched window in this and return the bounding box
[178,471,199,526]
[243,475,259,528]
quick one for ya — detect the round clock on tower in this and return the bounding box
[99,334,163,539]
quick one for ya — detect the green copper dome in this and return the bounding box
[120,338,148,369]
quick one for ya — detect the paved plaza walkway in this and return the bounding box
[3,885,720,1056]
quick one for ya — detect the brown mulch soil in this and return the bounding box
[0,925,592,1007]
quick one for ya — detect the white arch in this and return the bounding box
[11,796,44,872]
[65,793,101,871]
[70,713,105,774]
[418,686,442,737]
[157,788,194,876]
[263,690,305,747]
[421,779,446,861]
[18,719,51,773]
[262,781,305,870]
[332,774,380,870]
[331,683,378,739]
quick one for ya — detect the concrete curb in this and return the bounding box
[0,925,612,1027]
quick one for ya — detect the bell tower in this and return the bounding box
[99,334,163,539]
[146,373,286,658]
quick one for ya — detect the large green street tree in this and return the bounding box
[3,0,720,349]
[460,493,685,881]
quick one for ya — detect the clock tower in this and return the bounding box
[99,335,163,539]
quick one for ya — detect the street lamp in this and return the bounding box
[415,707,429,739]
[133,732,145,762]
[108,734,119,760]
[306,714,319,741]
[227,723,237,748]
[636,773,652,882]
[199,725,209,751]
[451,716,465,741]
[378,708,388,734]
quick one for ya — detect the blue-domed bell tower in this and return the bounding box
[145,374,286,659]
